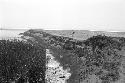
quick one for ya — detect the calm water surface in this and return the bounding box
[0,29,28,39]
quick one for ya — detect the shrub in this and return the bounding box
[0,39,45,83]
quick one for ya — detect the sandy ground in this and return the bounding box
[46,49,71,83]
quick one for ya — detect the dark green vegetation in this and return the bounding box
[79,35,125,83]
[0,39,45,83]
[62,35,125,83]
[21,30,125,83]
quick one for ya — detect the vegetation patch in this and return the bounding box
[0,39,45,83]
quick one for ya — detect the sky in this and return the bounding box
[0,0,125,31]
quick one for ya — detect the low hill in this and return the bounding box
[21,29,125,83]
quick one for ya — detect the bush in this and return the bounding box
[74,35,125,83]
[0,39,45,83]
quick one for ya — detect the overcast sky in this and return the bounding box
[0,0,125,31]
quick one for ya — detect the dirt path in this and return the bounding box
[46,49,71,83]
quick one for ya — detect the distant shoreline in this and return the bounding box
[0,29,28,39]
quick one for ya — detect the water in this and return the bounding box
[0,29,28,40]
